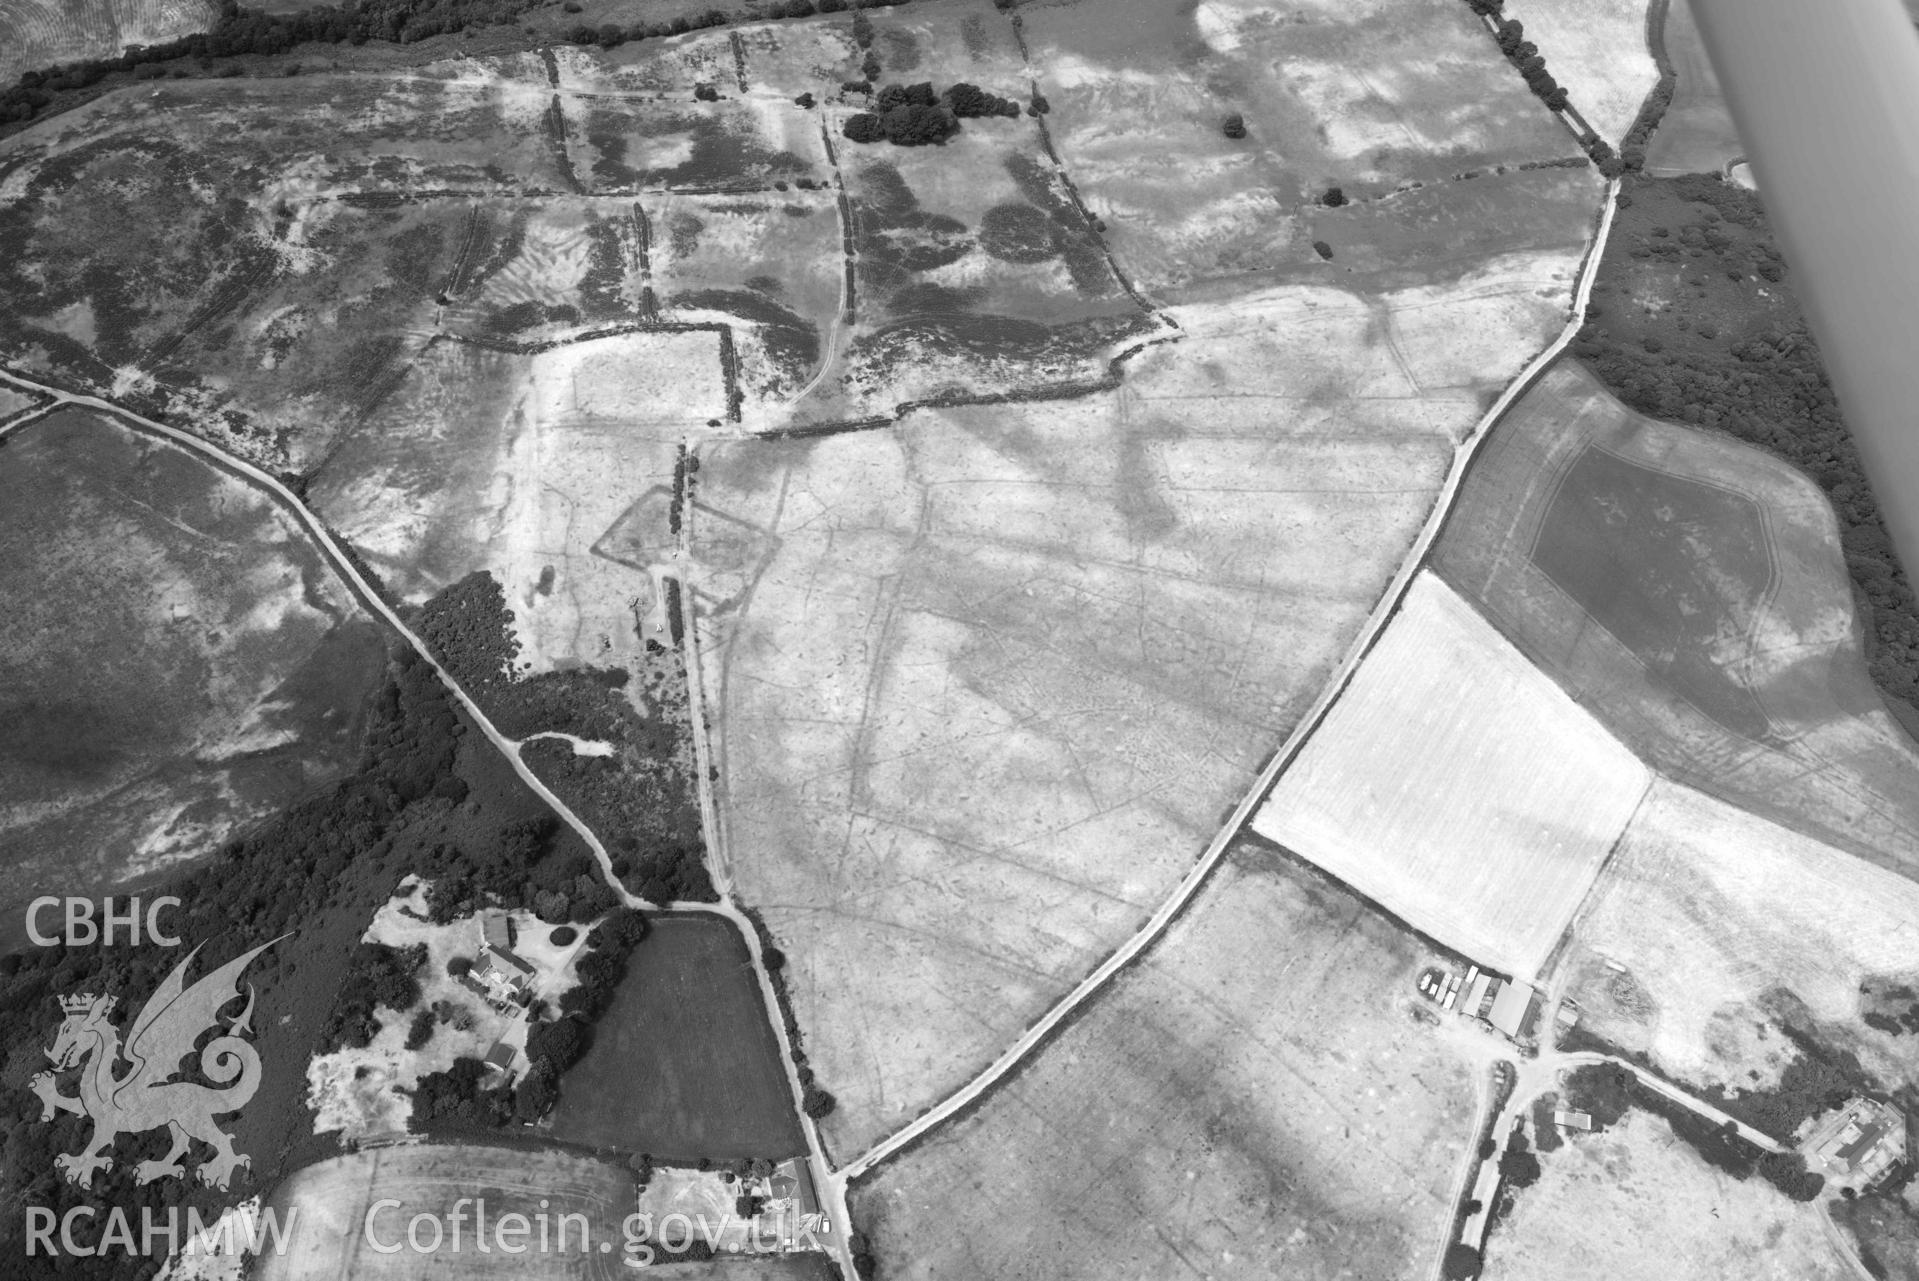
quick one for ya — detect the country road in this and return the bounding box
[830,177,1624,1198]
[0,370,859,1280]
[2,174,1623,1281]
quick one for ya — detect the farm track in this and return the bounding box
[826,179,1623,1214]
[0,362,857,1281]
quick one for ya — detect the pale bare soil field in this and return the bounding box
[1562,778,1919,1099]
[1497,0,1660,146]
[1481,1109,1848,1281]
[692,236,1596,1155]
[1643,0,1743,177]
[850,841,1476,1281]
[1433,359,1919,878]
[1018,0,1590,297]
[0,409,384,949]
[1252,571,1649,979]
[0,0,214,88]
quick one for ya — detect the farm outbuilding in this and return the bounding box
[1487,979,1539,1039]
[1807,1098,1907,1186]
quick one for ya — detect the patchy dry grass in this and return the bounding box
[309,331,716,675]
[1498,0,1660,145]
[0,409,383,950]
[1482,1109,1848,1281]
[1562,778,1919,1104]
[691,235,1596,1155]
[1433,359,1919,880]
[0,0,216,89]
[1020,0,1588,296]
[850,841,1476,1281]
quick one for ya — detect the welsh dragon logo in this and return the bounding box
[29,939,279,1192]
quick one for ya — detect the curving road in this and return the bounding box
[829,178,1624,1198]
[0,368,858,1279]
[1,172,1623,1281]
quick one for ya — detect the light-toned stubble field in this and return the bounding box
[1252,570,1650,980]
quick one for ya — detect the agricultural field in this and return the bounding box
[1643,0,1743,177]
[547,913,805,1162]
[1432,358,1919,876]
[0,0,216,89]
[850,839,1477,1281]
[1560,778,1919,1104]
[643,187,846,406]
[691,230,1600,1155]
[1017,0,1589,297]
[1497,0,1660,145]
[0,408,384,951]
[308,331,714,671]
[1252,571,1650,980]
[1481,1109,1849,1281]
[825,118,1154,420]
[0,68,575,463]
[257,1146,640,1280]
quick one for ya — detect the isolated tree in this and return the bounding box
[1442,1243,1483,1281]
[1311,239,1334,260]
[1221,111,1246,139]
[795,91,816,108]
[860,49,882,81]
[852,8,874,45]
[1322,185,1347,207]
[1495,18,1523,53]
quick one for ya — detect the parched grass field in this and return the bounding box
[1252,571,1650,980]
[548,914,805,1162]
[1481,1109,1849,1281]
[646,187,845,405]
[850,840,1477,1281]
[0,0,215,89]
[258,1146,639,1280]
[1643,0,1743,177]
[310,331,716,673]
[262,1143,835,1279]
[1019,0,1589,297]
[824,116,1153,421]
[1561,778,1919,1100]
[1497,0,1660,145]
[0,409,384,951]
[1432,359,1919,877]
[691,237,1596,1156]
